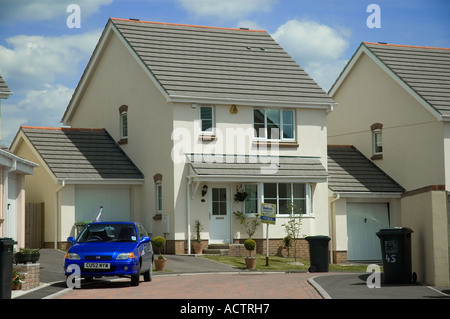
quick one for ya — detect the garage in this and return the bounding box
[347,202,390,261]
[75,186,131,222]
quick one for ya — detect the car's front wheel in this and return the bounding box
[131,265,140,286]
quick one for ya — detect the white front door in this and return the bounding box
[347,203,390,261]
[209,186,231,244]
[5,173,17,239]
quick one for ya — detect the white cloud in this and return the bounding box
[177,0,277,19]
[0,0,113,22]
[272,19,350,91]
[0,30,101,91]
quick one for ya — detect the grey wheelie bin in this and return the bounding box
[0,238,16,299]
[305,235,330,272]
[376,227,415,284]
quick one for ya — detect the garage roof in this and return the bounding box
[328,145,404,194]
[19,126,144,182]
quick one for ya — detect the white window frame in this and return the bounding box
[156,181,162,213]
[261,182,311,216]
[253,108,295,142]
[199,105,215,135]
[372,129,382,155]
[120,111,128,139]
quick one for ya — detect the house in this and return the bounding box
[0,75,38,248]
[327,42,450,286]
[327,145,404,263]
[57,18,336,255]
[10,126,144,249]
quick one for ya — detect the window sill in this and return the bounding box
[118,138,128,145]
[371,154,383,160]
[199,134,216,141]
[252,141,299,148]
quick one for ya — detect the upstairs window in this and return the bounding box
[371,123,383,159]
[118,105,128,144]
[200,106,214,134]
[253,109,295,141]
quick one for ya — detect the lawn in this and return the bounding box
[200,254,372,272]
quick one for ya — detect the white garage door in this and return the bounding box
[75,186,131,222]
[347,203,390,261]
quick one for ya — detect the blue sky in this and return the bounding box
[0,0,449,146]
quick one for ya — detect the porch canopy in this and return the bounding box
[186,153,328,183]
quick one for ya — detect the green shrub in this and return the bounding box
[152,236,166,255]
[244,238,256,257]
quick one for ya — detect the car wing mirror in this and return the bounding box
[67,236,76,244]
[140,236,151,244]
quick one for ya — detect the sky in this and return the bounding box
[0,0,449,147]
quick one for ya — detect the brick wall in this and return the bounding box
[13,263,40,290]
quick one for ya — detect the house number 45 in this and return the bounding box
[385,254,396,263]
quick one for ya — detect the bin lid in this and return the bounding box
[376,227,413,237]
[0,237,17,245]
[305,235,330,241]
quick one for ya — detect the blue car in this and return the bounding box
[64,221,154,287]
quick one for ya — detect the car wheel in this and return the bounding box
[131,265,140,286]
[143,266,152,282]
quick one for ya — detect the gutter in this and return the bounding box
[54,180,65,249]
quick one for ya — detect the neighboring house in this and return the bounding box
[0,76,38,248]
[59,18,336,254]
[10,126,144,249]
[327,42,450,286]
[327,145,404,263]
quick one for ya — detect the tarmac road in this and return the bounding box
[11,249,450,301]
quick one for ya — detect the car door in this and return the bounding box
[137,223,153,270]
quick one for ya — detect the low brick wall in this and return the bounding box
[13,263,40,291]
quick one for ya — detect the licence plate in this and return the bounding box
[84,262,110,269]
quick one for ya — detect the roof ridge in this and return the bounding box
[21,125,105,132]
[363,41,450,51]
[110,17,266,33]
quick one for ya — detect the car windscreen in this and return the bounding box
[77,223,137,243]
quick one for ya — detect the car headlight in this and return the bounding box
[65,252,81,260]
[116,252,135,260]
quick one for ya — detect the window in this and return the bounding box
[244,184,258,214]
[119,105,128,142]
[371,123,383,158]
[200,106,214,133]
[212,188,227,215]
[253,109,295,141]
[156,182,162,213]
[263,183,309,215]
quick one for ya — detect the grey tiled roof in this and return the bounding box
[328,145,404,193]
[0,75,12,97]
[110,18,334,105]
[21,127,144,181]
[188,154,327,179]
[364,42,450,117]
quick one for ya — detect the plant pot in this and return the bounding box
[30,253,40,263]
[192,241,203,254]
[12,283,22,290]
[245,257,256,269]
[154,258,167,271]
[14,252,32,264]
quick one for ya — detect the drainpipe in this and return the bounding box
[54,180,65,249]
[186,176,192,254]
[329,193,340,264]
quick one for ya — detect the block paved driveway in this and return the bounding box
[56,272,322,299]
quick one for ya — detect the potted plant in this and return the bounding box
[14,248,40,264]
[192,220,204,254]
[244,239,256,269]
[152,236,167,271]
[234,186,248,202]
[12,271,23,290]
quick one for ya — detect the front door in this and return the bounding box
[209,186,231,244]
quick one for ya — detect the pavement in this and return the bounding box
[10,249,450,300]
